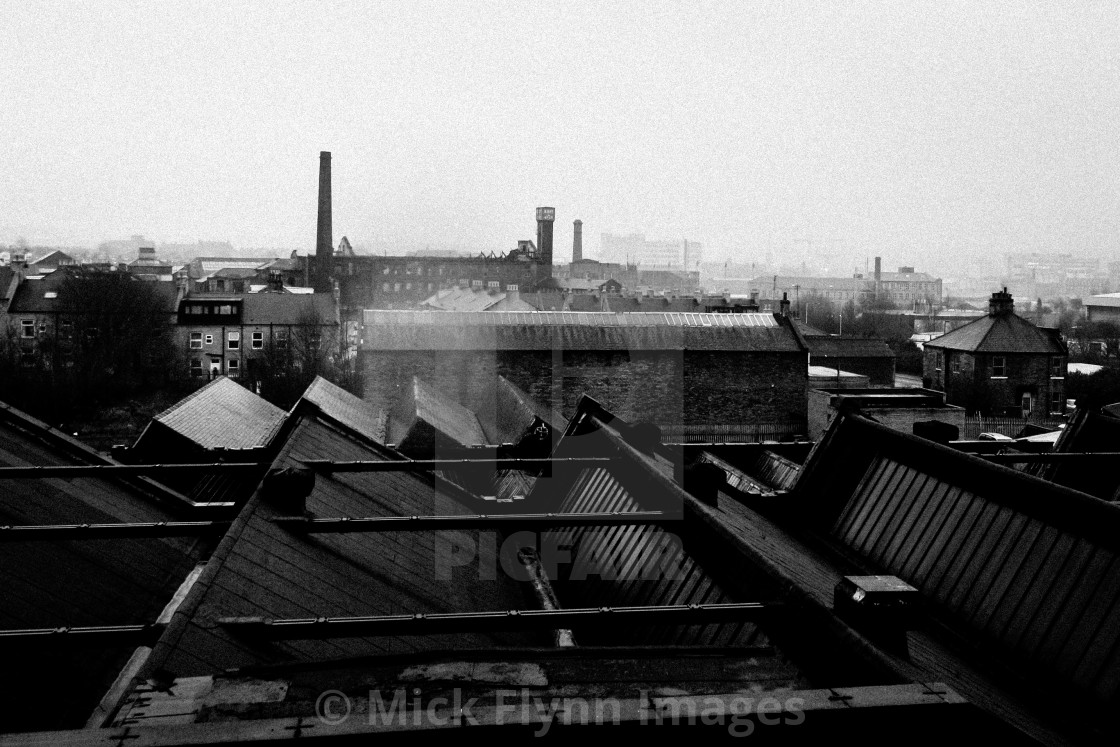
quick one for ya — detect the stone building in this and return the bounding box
[923,289,1067,417]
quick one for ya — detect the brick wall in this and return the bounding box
[925,349,1065,416]
[362,349,808,433]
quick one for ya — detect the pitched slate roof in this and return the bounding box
[140,403,537,679]
[410,376,489,446]
[0,403,203,731]
[362,310,803,352]
[150,377,288,450]
[240,292,336,325]
[923,311,1066,354]
[301,376,387,444]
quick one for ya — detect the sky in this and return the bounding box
[2,1,1118,274]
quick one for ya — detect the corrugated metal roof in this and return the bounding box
[153,377,288,450]
[302,376,388,444]
[362,311,799,352]
[796,412,1120,707]
[923,312,1066,354]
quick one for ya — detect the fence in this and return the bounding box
[962,415,1066,440]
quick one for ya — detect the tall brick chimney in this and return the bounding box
[536,207,555,266]
[315,151,333,292]
[572,219,582,263]
[874,256,882,300]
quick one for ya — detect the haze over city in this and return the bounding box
[3,1,1118,276]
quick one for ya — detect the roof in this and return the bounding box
[137,401,536,679]
[409,376,489,446]
[234,292,336,325]
[361,311,804,352]
[1027,405,1120,500]
[149,377,288,450]
[0,402,203,731]
[792,410,1120,739]
[419,286,505,312]
[923,311,1066,354]
[805,335,896,359]
[808,365,868,380]
[1085,292,1120,308]
[9,272,180,314]
[29,249,74,265]
[301,376,388,444]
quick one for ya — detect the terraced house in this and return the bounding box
[175,291,339,385]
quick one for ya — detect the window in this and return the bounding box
[951,356,960,374]
[218,305,233,315]
[205,334,214,345]
[309,331,322,350]
[227,331,240,350]
[382,266,390,275]
[405,282,412,291]
[20,319,34,338]
[227,359,240,377]
[393,282,401,292]
[59,321,73,340]
[1050,357,1064,378]
[382,282,391,292]
[488,281,500,289]
[190,332,203,349]
[471,280,482,288]
[252,331,263,349]
[275,329,289,350]
[1050,390,1063,414]
[190,359,203,377]
[992,356,1006,377]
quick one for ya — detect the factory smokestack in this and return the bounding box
[536,207,555,266]
[315,151,333,292]
[573,219,582,263]
[874,256,882,300]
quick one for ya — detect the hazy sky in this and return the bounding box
[3,1,1118,273]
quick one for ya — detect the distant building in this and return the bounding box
[748,260,942,309]
[599,232,703,271]
[807,387,965,442]
[923,289,1067,417]
[1084,292,1120,326]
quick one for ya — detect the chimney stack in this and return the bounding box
[315,151,333,292]
[874,256,882,300]
[536,207,555,266]
[989,287,1015,317]
[573,219,583,263]
[779,292,791,317]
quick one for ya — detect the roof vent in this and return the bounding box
[262,466,315,514]
[833,575,921,655]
